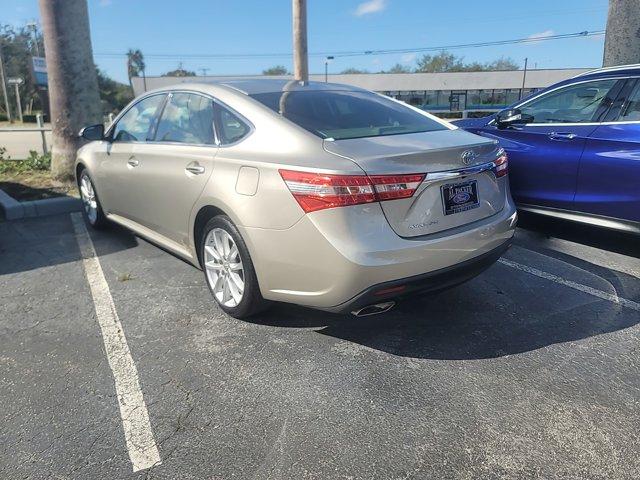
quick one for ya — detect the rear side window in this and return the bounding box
[519,79,617,124]
[154,93,215,144]
[250,90,447,140]
[112,94,165,142]
[214,104,250,145]
[618,81,640,121]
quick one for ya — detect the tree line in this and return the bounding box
[261,52,521,76]
[0,23,134,120]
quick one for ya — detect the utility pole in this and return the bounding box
[8,78,24,123]
[292,0,308,83]
[38,0,102,180]
[520,57,528,100]
[603,0,640,66]
[26,21,41,56]
[14,82,23,123]
[0,47,11,122]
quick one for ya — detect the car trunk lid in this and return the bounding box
[323,129,507,237]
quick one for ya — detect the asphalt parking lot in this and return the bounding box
[1,212,639,479]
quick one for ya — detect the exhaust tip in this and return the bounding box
[351,301,395,317]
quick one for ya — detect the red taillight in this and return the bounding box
[494,150,508,178]
[279,170,376,213]
[369,174,425,200]
[279,169,425,213]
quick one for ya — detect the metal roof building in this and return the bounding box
[132,68,591,114]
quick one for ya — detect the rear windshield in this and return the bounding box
[250,90,448,140]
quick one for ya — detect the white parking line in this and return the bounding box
[499,258,640,312]
[71,213,161,472]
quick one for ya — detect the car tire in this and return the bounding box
[77,169,108,229]
[200,215,270,318]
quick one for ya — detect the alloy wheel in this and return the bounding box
[204,228,245,308]
[79,173,98,224]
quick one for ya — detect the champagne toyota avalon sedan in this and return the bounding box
[76,80,517,318]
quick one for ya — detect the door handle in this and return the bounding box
[548,132,577,141]
[185,163,205,175]
[127,158,139,167]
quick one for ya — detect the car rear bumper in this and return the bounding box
[323,238,511,314]
[239,195,517,310]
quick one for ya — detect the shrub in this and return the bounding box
[24,150,51,170]
[0,150,50,174]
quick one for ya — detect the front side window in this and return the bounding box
[519,79,617,124]
[214,104,250,145]
[154,93,215,144]
[112,94,165,142]
[250,90,447,140]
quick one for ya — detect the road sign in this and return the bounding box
[31,56,48,87]
[8,77,24,85]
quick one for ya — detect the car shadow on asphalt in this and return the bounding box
[247,284,640,360]
[247,217,640,361]
[0,214,137,275]
[517,211,640,259]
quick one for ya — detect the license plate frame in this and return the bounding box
[441,180,480,215]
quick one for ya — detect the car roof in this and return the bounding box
[139,79,369,102]
[516,64,640,105]
[216,79,367,95]
[572,64,640,80]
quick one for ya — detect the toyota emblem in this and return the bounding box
[461,150,476,165]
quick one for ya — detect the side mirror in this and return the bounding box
[79,124,105,141]
[495,109,534,129]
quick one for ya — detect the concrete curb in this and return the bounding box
[0,189,82,220]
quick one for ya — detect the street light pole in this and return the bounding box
[292,0,308,83]
[324,56,334,83]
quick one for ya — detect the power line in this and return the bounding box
[94,30,605,61]
[332,31,605,58]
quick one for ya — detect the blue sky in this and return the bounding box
[6,0,609,83]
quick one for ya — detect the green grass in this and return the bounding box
[0,148,77,201]
[0,148,51,174]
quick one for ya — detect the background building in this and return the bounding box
[132,68,591,117]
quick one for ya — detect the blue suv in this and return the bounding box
[455,64,640,234]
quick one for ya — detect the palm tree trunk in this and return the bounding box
[603,0,640,66]
[39,0,102,180]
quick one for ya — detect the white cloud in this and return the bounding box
[401,53,416,64]
[99,0,113,6]
[354,0,386,17]
[526,30,555,44]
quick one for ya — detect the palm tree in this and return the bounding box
[126,49,146,93]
